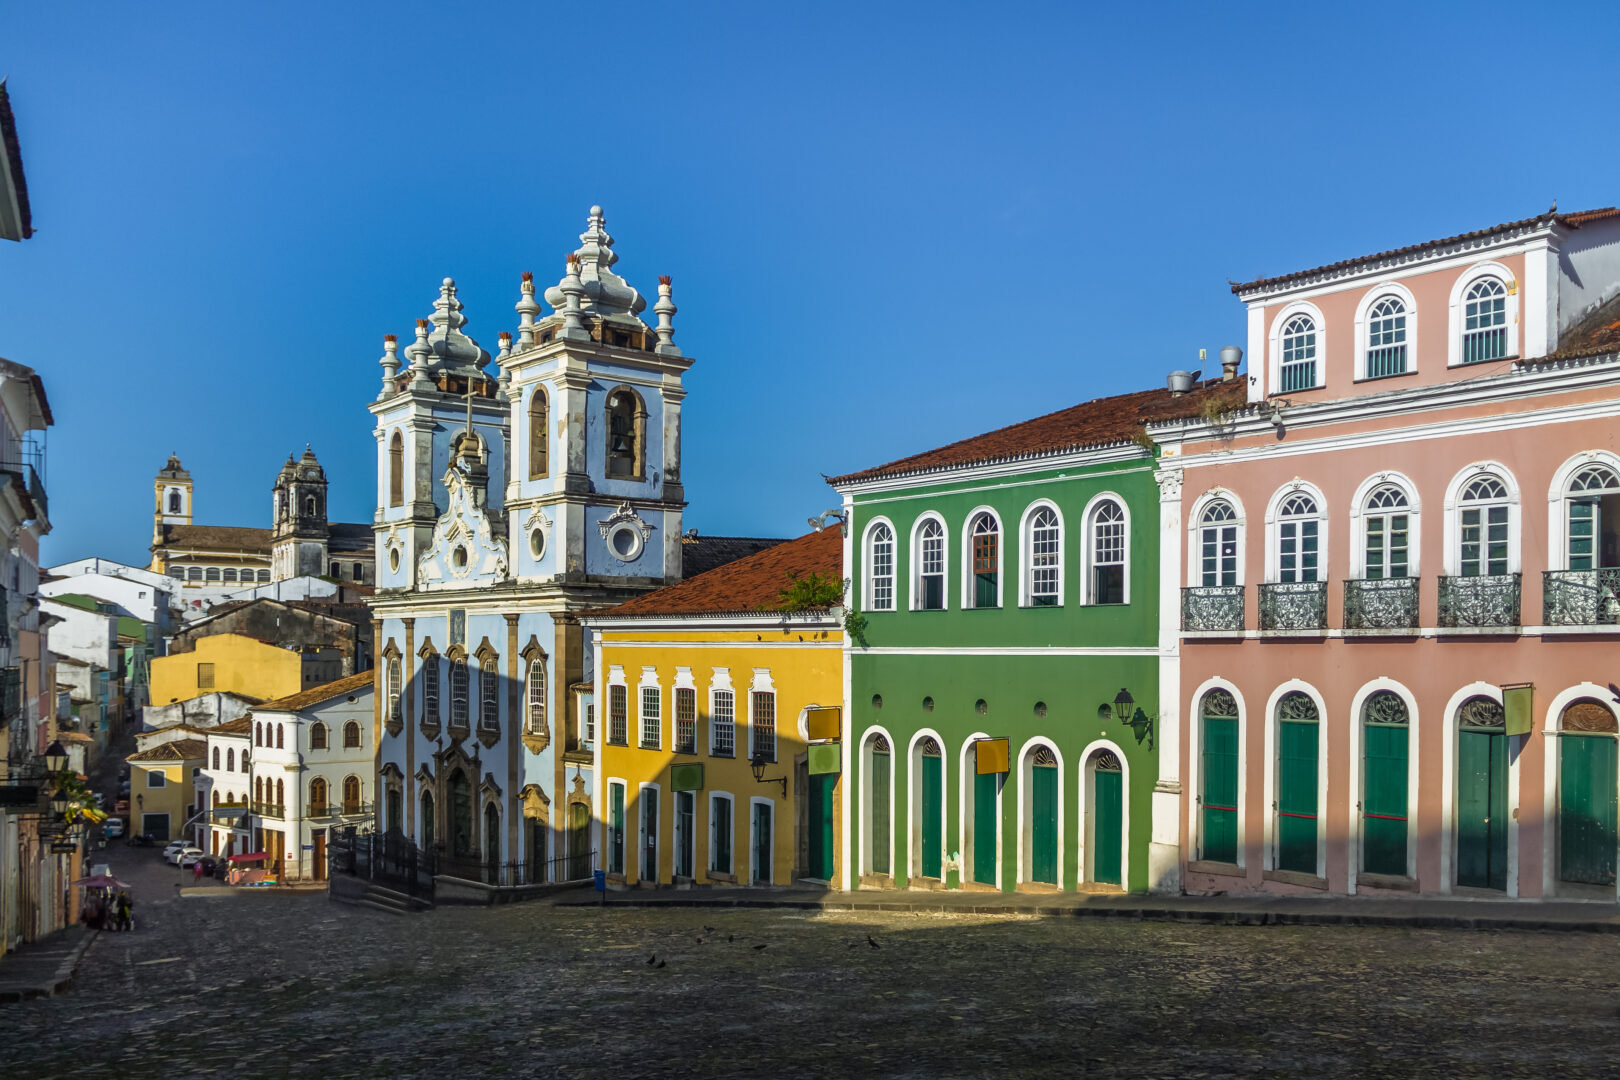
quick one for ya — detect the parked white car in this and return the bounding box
[102,818,124,838]
[165,844,203,865]
[178,850,209,869]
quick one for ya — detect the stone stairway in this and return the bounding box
[328,875,432,915]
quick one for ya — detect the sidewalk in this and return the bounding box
[553,884,1620,933]
[0,926,97,1003]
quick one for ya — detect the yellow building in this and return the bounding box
[149,633,323,706]
[126,737,206,844]
[584,530,844,889]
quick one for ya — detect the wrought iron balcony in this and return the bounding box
[1181,586,1245,632]
[1258,581,1328,631]
[1437,573,1520,629]
[253,800,285,820]
[1543,568,1620,626]
[1343,577,1419,631]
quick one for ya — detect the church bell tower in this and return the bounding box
[271,446,331,580]
[152,453,193,550]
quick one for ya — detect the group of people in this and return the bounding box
[82,890,133,931]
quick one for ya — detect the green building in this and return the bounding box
[830,383,1234,894]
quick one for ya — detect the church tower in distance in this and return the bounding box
[152,453,193,549]
[270,446,331,580]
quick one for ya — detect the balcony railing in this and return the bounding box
[1343,577,1418,631]
[1181,586,1245,632]
[1437,573,1520,628]
[253,800,285,820]
[1258,581,1328,631]
[1543,568,1620,626]
[0,462,46,523]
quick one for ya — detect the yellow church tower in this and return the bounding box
[149,453,193,571]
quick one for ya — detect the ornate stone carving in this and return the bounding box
[416,466,509,588]
[598,501,654,563]
[1154,467,1184,501]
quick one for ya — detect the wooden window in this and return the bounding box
[1280,314,1317,392]
[422,654,440,721]
[226,747,234,771]
[969,513,999,608]
[1277,494,1321,583]
[674,687,696,754]
[310,723,328,750]
[212,747,220,770]
[389,431,404,507]
[1089,500,1127,604]
[343,721,361,749]
[710,689,735,757]
[275,778,285,807]
[868,523,895,611]
[1363,486,1410,580]
[1459,477,1509,577]
[525,659,546,735]
[479,661,498,731]
[1463,278,1508,364]
[608,684,628,745]
[343,775,361,814]
[751,692,776,763]
[450,659,469,730]
[276,724,284,750]
[640,685,661,749]
[310,777,328,817]
[916,518,945,610]
[197,662,215,690]
[529,388,549,479]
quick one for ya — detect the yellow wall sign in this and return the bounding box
[975,737,1009,775]
[806,706,841,742]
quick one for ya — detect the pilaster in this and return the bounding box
[1150,463,1184,895]
[403,617,416,838]
[505,613,520,872]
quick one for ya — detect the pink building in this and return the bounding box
[1150,207,1620,901]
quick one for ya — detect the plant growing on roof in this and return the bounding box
[775,571,845,612]
[1130,426,1158,454]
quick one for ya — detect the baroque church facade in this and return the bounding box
[369,206,703,882]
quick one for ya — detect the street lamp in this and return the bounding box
[748,752,787,797]
[49,786,70,819]
[1100,688,1155,751]
[43,740,68,776]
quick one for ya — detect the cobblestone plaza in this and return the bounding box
[5,853,1620,1078]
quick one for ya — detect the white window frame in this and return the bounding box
[1264,482,1328,584]
[1347,472,1422,579]
[1448,262,1519,368]
[910,513,948,611]
[606,665,629,746]
[709,669,736,758]
[708,791,735,876]
[960,506,1004,609]
[1353,282,1417,381]
[1019,499,1065,608]
[672,666,697,754]
[1080,492,1130,605]
[638,669,661,750]
[1442,462,1520,576]
[637,781,661,884]
[1269,301,1326,393]
[748,795,775,885]
[1185,489,1246,588]
[863,517,897,612]
[1546,451,1620,572]
[747,669,776,762]
[524,658,545,735]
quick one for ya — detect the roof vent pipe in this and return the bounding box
[1220,345,1243,381]
[1166,370,1195,396]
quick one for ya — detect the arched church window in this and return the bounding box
[450,659,469,730]
[606,387,646,480]
[389,431,404,507]
[305,495,317,517]
[168,490,182,514]
[529,388,549,480]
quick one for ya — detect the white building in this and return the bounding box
[201,716,251,855]
[41,561,176,631]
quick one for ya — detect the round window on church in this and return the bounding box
[388,548,401,573]
[452,545,469,571]
[530,529,545,561]
[608,524,643,563]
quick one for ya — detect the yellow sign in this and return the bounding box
[975,737,1009,775]
[807,706,841,742]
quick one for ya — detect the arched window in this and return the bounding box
[1025,505,1062,607]
[1563,465,1620,572]
[212,746,220,770]
[1086,499,1127,605]
[866,523,895,611]
[1361,690,1410,877]
[205,567,221,582]
[343,775,362,813]
[1463,278,1508,364]
[389,430,404,507]
[1275,690,1320,875]
[526,659,546,735]
[343,720,361,748]
[1280,314,1318,392]
[168,490,182,514]
[450,658,469,729]
[1276,493,1321,583]
[257,569,270,582]
[304,495,317,517]
[606,387,645,480]
[275,778,285,807]
[1459,476,1509,577]
[1199,688,1239,864]
[254,722,262,747]
[222,568,237,583]
[226,747,234,771]
[255,776,263,804]
[187,567,202,582]
[914,518,945,610]
[387,658,401,724]
[169,565,184,579]
[1366,296,1408,378]
[309,723,328,750]
[479,661,499,731]
[422,652,440,722]
[1362,486,1410,580]
[1198,500,1238,587]
[310,777,328,815]
[275,724,284,749]
[212,790,220,808]
[967,512,999,609]
[529,387,549,479]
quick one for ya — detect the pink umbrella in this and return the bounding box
[72,874,128,889]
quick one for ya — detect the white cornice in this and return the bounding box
[582,612,841,633]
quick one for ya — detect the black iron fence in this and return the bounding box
[331,827,436,901]
[1343,577,1419,630]
[1181,585,1245,631]
[1438,573,1520,628]
[437,850,597,888]
[1543,568,1620,626]
[1258,580,1328,631]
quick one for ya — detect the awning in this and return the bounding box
[227,851,268,864]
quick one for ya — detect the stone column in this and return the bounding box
[403,617,416,839]
[1149,465,1184,895]
[505,613,521,877]
[371,618,383,830]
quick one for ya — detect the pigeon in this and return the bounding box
[656,960,666,969]
[753,944,768,951]
[696,937,704,945]
[703,925,715,933]
[728,935,734,942]
[646,954,657,966]
[867,935,881,949]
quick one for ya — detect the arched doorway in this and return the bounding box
[567,801,589,880]
[913,737,943,881]
[965,740,999,887]
[449,771,473,858]
[1275,691,1319,875]
[1361,690,1410,877]
[386,788,402,835]
[1198,689,1239,864]
[1559,699,1618,887]
[420,790,436,851]
[867,734,891,877]
[484,803,501,883]
[529,818,549,885]
[1028,745,1058,886]
[1087,750,1123,887]
[1456,696,1507,890]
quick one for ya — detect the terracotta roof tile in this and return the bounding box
[254,669,373,712]
[126,738,207,763]
[1532,291,1620,363]
[157,524,272,554]
[586,530,842,619]
[1231,208,1620,295]
[829,379,1245,486]
[680,535,788,578]
[209,716,253,736]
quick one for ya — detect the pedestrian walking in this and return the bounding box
[115,890,132,932]
[193,859,204,884]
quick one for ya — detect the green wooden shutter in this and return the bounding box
[1362,724,1408,877]
[712,797,731,875]
[753,801,772,885]
[1092,766,1123,886]
[809,773,836,881]
[1277,721,1318,874]
[1031,764,1058,884]
[1560,735,1618,886]
[1202,715,1238,863]
[871,752,891,875]
[1457,730,1507,889]
[973,770,997,885]
[609,784,624,874]
[920,753,942,878]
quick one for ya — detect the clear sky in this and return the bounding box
[5,1,1618,567]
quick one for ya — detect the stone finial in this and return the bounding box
[560,252,588,341]
[496,331,513,363]
[407,318,433,390]
[653,275,678,354]
[515,271,541,347]
[378,333,401,400]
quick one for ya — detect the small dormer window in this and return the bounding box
[1280,315,1318,392]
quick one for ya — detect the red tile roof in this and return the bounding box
[828,379,1245,486]
[255,669,373,712]
[1231,208,1620,295]
[586,529,843,619]
[126,738,207,763]
[156,524,272,553]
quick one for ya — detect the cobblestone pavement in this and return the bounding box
[6,855,1620,1079]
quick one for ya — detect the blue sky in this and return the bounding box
[5,1,1618,566]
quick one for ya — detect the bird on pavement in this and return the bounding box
[753,944,768,951]
[646,954,657,966]
[867,935,881,949]
[656,960,666,969]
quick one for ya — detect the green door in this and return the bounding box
[919,749,942,879]
[1092,760,1123,886]
[1277,718,1319,875]
[870,749,891,875]
[752,801,772,885]
[973,770,998,885]
[809,773,836,881]
[1202,711,1238,864]
[1031,761,1058,884]
[608,783,625,874]
[1363,723,1409,877]
[1560,735,1617,886]
[1457,728,1507,890]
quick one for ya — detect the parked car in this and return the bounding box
[102,818,124,838]
[161,840,189,860]
[166,845,204,866]
[178,850,209,869]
